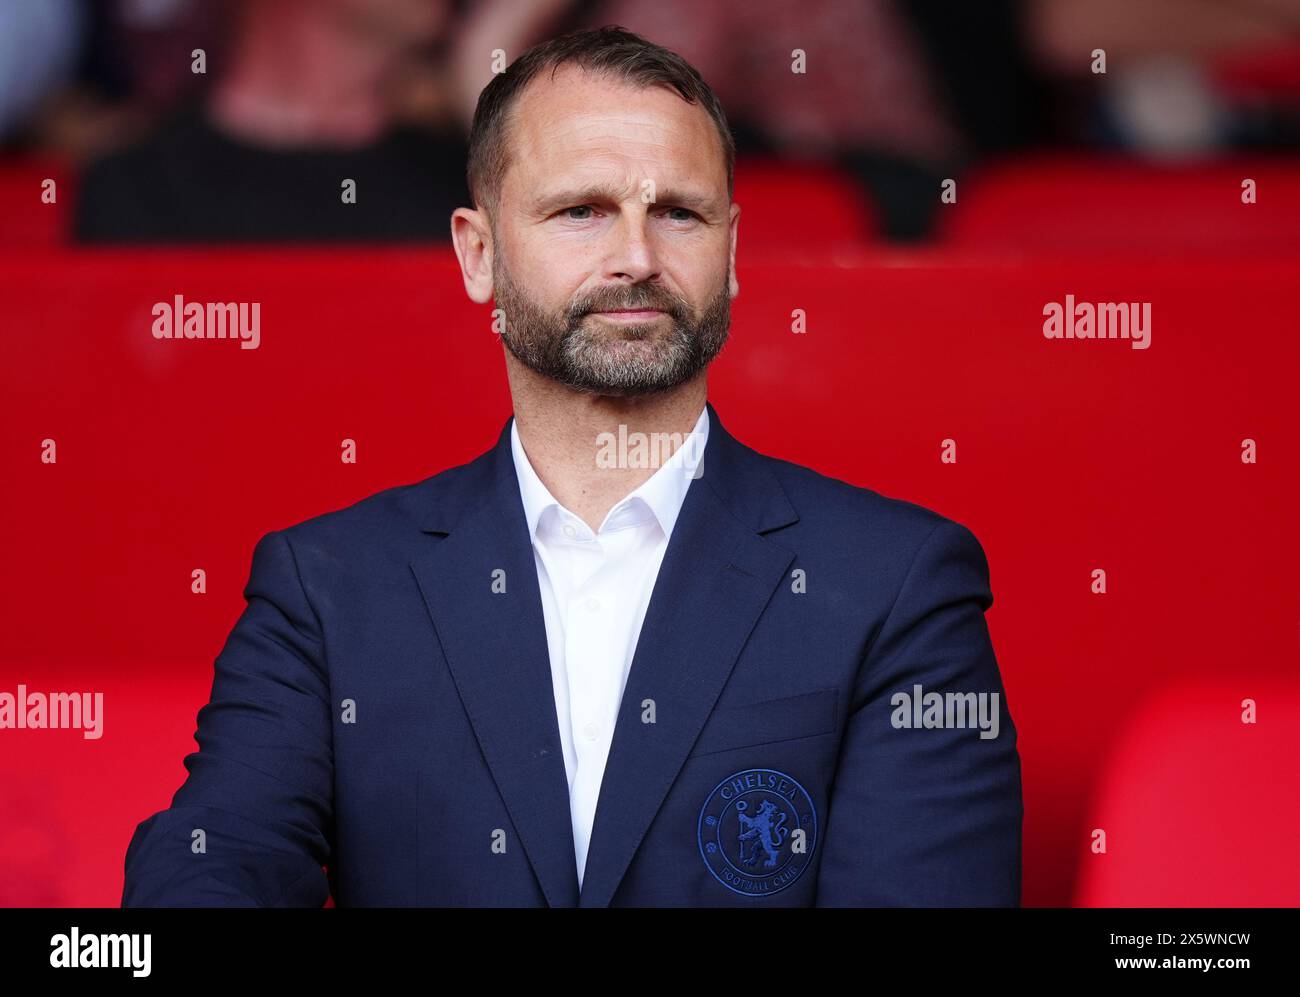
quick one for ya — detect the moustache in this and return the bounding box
[572,289,683,320]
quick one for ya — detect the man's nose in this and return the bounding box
[602,208,661,283]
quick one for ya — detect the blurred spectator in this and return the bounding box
[18,0,221,168]
[1027,0,1300,157]
[73,0,470,244]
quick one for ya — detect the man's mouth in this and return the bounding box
[590,309,666,322]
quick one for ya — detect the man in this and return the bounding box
[122,26,1022,907]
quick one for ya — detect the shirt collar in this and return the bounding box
[510,404,709,542]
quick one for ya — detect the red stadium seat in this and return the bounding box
[731,156,878,251]
[1074,681,1300,906]
[937,154,1300,254]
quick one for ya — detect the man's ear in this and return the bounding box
[451,206,494,304]
[728,201,740,299]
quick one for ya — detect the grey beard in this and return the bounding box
[493,258,732,397]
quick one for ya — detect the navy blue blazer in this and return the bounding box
[122,402,1022,907]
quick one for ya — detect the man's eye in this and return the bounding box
[555,205,696,222]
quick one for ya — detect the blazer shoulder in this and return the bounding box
[755,448,982,547]
[264,449,488,552]
[748,449,994,609]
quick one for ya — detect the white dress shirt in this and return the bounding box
[509,405,709,889]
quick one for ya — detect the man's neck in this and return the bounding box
[506,356,708,533]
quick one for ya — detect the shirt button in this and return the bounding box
[582,722,599,741]
[562,524,577,538]
[585,597,601,612]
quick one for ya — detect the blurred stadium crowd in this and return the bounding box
[0,0,1296,246]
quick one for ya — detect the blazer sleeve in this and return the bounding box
[121,530,334,906]
[815,519,1023,906]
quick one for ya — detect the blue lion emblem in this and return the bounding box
[698,768,817,897]
[737,799,788,868]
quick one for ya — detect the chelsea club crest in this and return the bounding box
[697,768,817,897]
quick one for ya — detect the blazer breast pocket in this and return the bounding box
[688,687,839,758]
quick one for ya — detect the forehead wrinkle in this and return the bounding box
[529,178,637,213]
[563,111,677,143]
[529,176,721,215]
[522,140,717,204]
[522,89,711,157]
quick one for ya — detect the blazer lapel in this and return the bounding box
[577,402,799,906]
[409,418,581,908]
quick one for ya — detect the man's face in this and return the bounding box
[485,65,739,397]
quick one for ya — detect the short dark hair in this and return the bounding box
[465,25,735,217]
